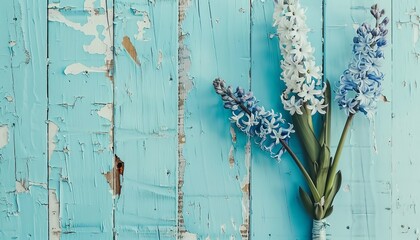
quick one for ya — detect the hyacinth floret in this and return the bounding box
[336,4,389,119]
[213,79,295,160]
[273,0,326,115]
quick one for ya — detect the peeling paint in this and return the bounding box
[97,103,113,122]
[48,122,59,160]
[104,155,124,196]
[134,12,151,41]
[239,141,250,240]
[5,96,13,102]
[48,0,113,74]
[0,125,9,149]
[157,50,163,69]
[230,126,237,143]
[122,36,141,65]
[229,146,235,168]
[64,63,108,75]
[178,0,193,237]
[180,231,198,240]
[49,189,61,240]
[16,180,28,193]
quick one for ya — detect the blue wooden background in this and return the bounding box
[0,0,419,239]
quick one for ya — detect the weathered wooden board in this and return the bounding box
[392,0,420,239]
[179,0,251,239]
[47,0,114,239]
[0,0,419,239]
[113,0,178,238]
[0,0,48,239]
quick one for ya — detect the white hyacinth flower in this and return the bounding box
[274,0,326,115]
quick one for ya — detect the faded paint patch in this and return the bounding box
[134,13,151,41]
[180,231,198,240]
[97,103,113,121]
[397,8,420,46]
[230,126,237,143]
[64,63,107,75]
[239,141,251,240]
[0,125,9,149]
[48,122,59,160]
[178,0,193,237]
[122,36,140,65]
[48,0,113,74]
[229,146,235,168]
[5,96,13,102]
[16,180,28,193]
[49,189,61,240]
[104,155,124,196]
[157,50,163,69]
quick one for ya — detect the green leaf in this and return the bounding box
[292,112,321,177]
[299,187,315,218]
[324,171,342,210]
[316,147,331,196]
[319,81,332,147]
[324,205,334,218]
[314,204,324,220]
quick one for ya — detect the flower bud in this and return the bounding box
[377,38,387,47]
[381,17,389,25]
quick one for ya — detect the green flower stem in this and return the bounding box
[280,138,321,202]
[304,103,314,131]
[326,114,354,192]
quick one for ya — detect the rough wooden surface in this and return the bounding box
[0,0,418,239]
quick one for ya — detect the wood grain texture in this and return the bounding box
[179,0,251,239]
[113,0,178,239]
[392,0,420,239]
[0,0,48,239]
[47,0,114,239]
[0,0,418,239]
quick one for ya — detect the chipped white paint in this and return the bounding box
[48,122,59,159]
[49,189,61,240]
[407,8,420,45]
[180,231,198,240]
[157,50,163,69]
[16,181,28,193]
[97,103,113,122]
[221,224,226,233]
[5,96,13,102]
[240,141,251,239]
[134,13,151,41]
[228,145,235,168]
[0,125,9,149]
[64,63,107,75]
[8,41,16,47]
[48,0,113,71]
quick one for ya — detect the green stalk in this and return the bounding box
[326,114,354,192]
[304,103,314,131]
[280,138,321,202]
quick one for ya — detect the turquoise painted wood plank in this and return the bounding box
[113,0,178,239]
[179,0,251,239]
[47,0,114,239]
[0,0,48,239]
[392,0,420,239]
[250,0,323,238]
[325,0,392,239]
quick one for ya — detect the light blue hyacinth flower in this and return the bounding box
[336,4,389,119]
[213,78,295,160]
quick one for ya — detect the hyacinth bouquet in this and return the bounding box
[213,1,388,239]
